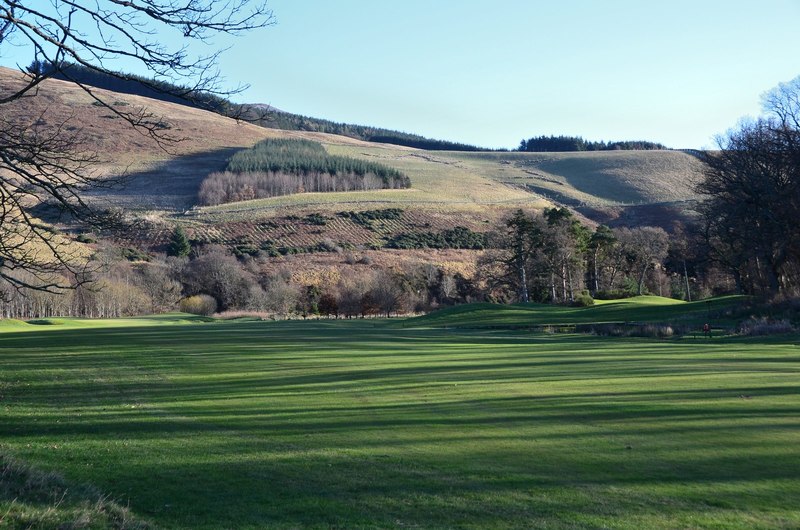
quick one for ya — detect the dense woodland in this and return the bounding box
[0,208,714,320]
[198,139,410,205]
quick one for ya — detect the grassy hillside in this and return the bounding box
[1,308,798,528]
[1,66,704,267]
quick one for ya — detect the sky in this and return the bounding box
[3,1,800,149]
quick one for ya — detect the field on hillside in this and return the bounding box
[193,146,702,220]
[175,146,703,257]
[1,301,798,529]
[158,146,704,260]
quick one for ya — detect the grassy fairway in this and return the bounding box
[1,312,799,528]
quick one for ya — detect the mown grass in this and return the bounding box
[1,303,798,529]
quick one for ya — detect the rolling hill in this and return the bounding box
[0,66,706,279]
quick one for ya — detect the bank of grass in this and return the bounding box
[1,304,798,529]
[411,295,748,330]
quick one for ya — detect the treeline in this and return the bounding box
[1,204,785,322]
[257,114,487,151]
[28,60,232,113]
[518,135,666,152]
[0,242,479,320]
[29,60,488,151]
[198,139,410,205]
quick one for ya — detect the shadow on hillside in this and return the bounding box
[577,201,697,231]
[87,146,241,211]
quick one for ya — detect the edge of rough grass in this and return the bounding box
[0,452,151,529]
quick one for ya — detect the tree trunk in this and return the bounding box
[517,244,529,303]
[732,268,743,294]
[683,259,691,302]
[567,263,574,302]
[637,263,649,295]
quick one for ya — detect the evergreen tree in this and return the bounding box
[168,226,192,257]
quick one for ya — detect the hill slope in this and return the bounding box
[1,66,705,265]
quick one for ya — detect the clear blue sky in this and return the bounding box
[4,1,800,149]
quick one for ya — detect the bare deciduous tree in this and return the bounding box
[615,227,669,296]
[0,1,274,291]
[697,75,800,295]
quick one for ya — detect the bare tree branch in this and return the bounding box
[0,0,274,292]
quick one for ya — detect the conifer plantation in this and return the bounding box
[199,139,410,204]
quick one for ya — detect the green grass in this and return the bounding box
[411,295,748,329]
[1,305,798,529]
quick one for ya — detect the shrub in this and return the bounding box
[232,244,260,257]
[338,209,404,230]
[304,213,329,226]
[120,247,150,262]
[385,226,486,250]
[572,293,595,307]
[594,289,633,300]
[179,294,217,316]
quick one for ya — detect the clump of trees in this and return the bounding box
[199,139,410,205]
[696,75,800,297]
[518,135,666,152]
[479,208,671,303]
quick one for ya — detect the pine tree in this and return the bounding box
[168,226,192,257]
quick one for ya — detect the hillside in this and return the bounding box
[1,66,705,278]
